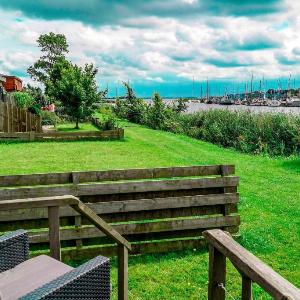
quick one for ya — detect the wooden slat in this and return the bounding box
[118,245,128,300]
[0,177,239,200]
[0,195,79,210]
[208,244,226,300]
[72,201,131,250]
[0,165,235,187]
[203,229,300,299]
[48,206,61,261]
[0,193,239,222]
[28,216,240,244]
[57,238,209,260]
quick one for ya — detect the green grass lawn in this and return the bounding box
[0,122,299,299]
[57,122,99,132]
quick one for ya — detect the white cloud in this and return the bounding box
[1,0,300,92]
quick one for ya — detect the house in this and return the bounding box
[3,75,23,92]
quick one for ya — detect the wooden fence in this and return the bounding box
[0,101,42,133]
[204,229,300,299]
[0,165,240,260]
[0,128,124,141]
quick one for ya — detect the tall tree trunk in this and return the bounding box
[75,117,79,129]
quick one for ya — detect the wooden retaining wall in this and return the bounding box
[0,101,42,133]
[0,128,124,141]
[0,165,240,260]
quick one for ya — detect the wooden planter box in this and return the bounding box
[0,128,124,142]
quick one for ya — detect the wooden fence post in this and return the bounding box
[48,206,61,261]
[242,275,252,300]
[118,244,129,300]
[208,245,226,300]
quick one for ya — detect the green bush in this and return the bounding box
[181,110,300,156]
[13,92,34,109]
[41,111,60,126]
[94,105,118,130]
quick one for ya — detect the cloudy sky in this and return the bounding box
[0,0,300,97]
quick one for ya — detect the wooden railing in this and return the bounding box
[203,229,300,300]
[0,195,131,300]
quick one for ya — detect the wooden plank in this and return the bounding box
[242,275,252,300]
[0,195,79,210]
[48,206,61,261]
[28,216,240,243]
[208,244,226,300]
[71,201,131,250]
[0,193,238,222]
[118,245,128,300]
[0,165,235,187]
[203,229,300,299]
[0,177,239,200]
[58,238,209,260]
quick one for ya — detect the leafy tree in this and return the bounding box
[114,82,146,123]
[24,84,49,107]
[146,92,167,129]
[28,32,69,84]
[46,61,103,129]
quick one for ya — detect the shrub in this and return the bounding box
[114,82,147,124]
[41,110,60,126]
[13,92,34,109]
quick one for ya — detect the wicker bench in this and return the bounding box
[0,230,110,300]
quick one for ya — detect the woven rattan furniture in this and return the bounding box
[0,230,110,300]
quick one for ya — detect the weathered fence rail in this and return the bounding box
[0,101,42,133]
[204,229,300,300]
[0,128,124,141]
[0,195,131,300]
[0,165,239,260]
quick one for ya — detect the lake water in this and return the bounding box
[186,103,300,115]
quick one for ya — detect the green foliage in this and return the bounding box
[95,105,118,130]
[114,82,300,156]
[41,110,60,126]
[13,91,34,109]
[46,61,103,128]
[28,32,69,84]
[182,110,300,156]
[24,84,49,107]
[172,98,188,113]
[114,82,147,124]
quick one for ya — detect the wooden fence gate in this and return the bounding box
[0,165,240,260]
[0,101,42,133]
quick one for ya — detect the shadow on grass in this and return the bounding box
[280,158,300,173]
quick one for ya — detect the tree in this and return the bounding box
[28,32,69,84]
[147,92,167,129]
[24,84,49,107]
[114,82,146,123]
[46,61,103,129]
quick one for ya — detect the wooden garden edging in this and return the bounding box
[204,229,300,300]
[0,128,124,141]
[0,195,131,300]
[0,165,240,260]
[0,101,42,133]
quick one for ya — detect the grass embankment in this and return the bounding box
[0,122,299,299]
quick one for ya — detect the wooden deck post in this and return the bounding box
[242,275,252,300]
[208,245,226,300]
[118,244,128,300]
[48,206,61,261]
